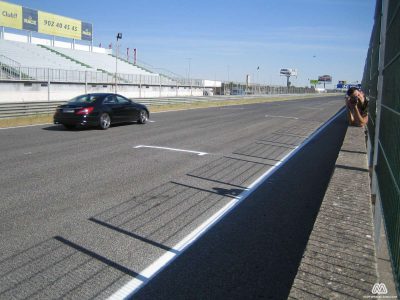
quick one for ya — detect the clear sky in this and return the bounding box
[10,0,376,87]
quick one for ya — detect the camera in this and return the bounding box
[349,96,358,105]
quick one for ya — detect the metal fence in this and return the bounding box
[218,82,316,95]
[363,0,400,293]
[0,64,206,87]
[362,0,382,151]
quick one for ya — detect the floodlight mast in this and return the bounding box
[115,33,122,93]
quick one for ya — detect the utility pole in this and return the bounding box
[115,32,122,93]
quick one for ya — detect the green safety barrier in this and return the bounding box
[362,0,400,293]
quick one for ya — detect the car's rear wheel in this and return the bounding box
[138,110,148,124]
[99,113,111,130]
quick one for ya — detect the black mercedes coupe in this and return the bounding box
[54,93,149,130]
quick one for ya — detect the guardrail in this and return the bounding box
[0,101,64,118]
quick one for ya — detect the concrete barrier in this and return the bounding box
[289,126,378,299]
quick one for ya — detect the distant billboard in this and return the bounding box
[336,83,361,90]
[0,1,92,41]
[280,68,298,76]
[318,75,332,82]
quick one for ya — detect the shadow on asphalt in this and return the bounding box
[42,122,141,131]
[42,125,86,131]
[133,111,348,300]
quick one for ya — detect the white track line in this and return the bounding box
[265,115,299,120]
[133,145,208,156]
[219,107,245,110]
[108,108,345,300]
[300,106,324,110]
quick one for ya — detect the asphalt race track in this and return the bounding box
[0,96,346,299]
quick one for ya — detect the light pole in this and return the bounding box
[115,32,122,93]
[186,57,192,95]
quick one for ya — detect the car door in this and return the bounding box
[103,95,124,122]
[116,95,139,122]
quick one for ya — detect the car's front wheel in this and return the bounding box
[138,110,148,124]
[99,113,111,130]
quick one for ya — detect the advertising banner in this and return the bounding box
[0,1,92,41]
[38,11,81,40]
[336,83,361,89]
[22,7,38,32]
[0,1,22,29]
[81,22,92,41]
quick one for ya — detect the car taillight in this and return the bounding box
[76,107,94,115]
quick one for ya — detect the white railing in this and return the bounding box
[0,65,206,87]
[0,55,24,79]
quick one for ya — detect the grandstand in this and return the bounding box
[0,39,94,71]
[0,36,212,101]
[0,39,194,89]
[0,1,220,102]
[0,38,163,82]
[45,45,154,76]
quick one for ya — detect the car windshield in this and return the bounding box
[67,94,100,104]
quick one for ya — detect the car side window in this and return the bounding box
[103,95,117,104]
[116,96,131,105]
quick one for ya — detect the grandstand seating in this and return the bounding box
[0,39,94,71]
[0,39,158,80]
[46,46,156,76]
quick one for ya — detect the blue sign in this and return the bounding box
[337,83,361,89]
[22,7,38,32]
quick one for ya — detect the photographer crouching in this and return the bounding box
[345,87,368,127]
